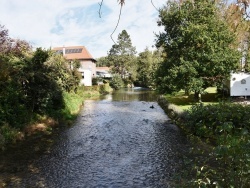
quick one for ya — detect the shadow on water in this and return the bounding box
[0,87,190,187]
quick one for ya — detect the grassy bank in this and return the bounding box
[158,88,250,187]
[164,87,218,110]
[0,84,112,150]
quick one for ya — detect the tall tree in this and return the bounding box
[224,2,250,71]
[137,48,153,87]
[136,48,163,88]
[155,0,240,99]
[0,25,33,127]
[107,30,137,80]
[96,56,109,67]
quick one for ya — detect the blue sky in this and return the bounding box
[0,0,165,58]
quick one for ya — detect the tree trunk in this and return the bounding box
[194,91,201,102]
[185,89,189,96]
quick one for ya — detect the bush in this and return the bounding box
[109,74,124,90]
[184,103,250,138]
[180,102,250,187]
[92,77,99,85]
[0,124,20,146]
[99,83,112,94]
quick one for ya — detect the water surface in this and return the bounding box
[0,88,189,187]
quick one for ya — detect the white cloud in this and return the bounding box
[0,0,166,58]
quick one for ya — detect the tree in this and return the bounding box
[107,30,137,81]
[45,53,81,92]
[155,0,240,100]
[96,56,109,67]
[224,2,250,71]
[0,25,33,128]
[136,48,163,88]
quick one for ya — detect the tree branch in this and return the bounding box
[110,4,123,44]
[99,0,159,43]
[151,0,159,11]
[98,0,104,18]
[118,0,125,6]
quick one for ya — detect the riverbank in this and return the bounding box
[0,84,112,151]
[157,95,250,187]
[0,89,188,187]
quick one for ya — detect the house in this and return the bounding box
[96,67,112,78]
[230,72,250,97]
[52,46,96,86]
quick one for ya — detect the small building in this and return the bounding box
[230,72,250,97]
[53,46,96,86]
[96,67,112,78]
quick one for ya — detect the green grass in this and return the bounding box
[164,87,219,110]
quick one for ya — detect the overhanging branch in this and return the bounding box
[98,0,104,18]
[110,4,123,44]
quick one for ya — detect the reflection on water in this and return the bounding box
[0,87,189,187]
[101,87,158,102]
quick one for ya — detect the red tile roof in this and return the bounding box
[52,46,96,61]
[96,67,110,71]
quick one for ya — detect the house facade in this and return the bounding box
[96,67,112,78]
[53,46,96,86]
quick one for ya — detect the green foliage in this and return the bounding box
[0,24,106,148]
[45,53,81,92]
[155,0,240,97]
[184,103,250,137]
[22,48,65,115]
[99,83,112,94]
[0,30,80,128]
[158,96,250,187]
[136,48,163,88]
[96,56,110,67]
[61,91,83,120]
[92,77,99,85]
[0,125,19,145]
[109,74,124,90]
[107,30,137,81]
[180,102,250,187]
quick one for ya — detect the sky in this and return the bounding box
[0,0,166,58]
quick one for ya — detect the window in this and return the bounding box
[241,79,246,84]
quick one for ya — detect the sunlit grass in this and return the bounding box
[164,87,218,110]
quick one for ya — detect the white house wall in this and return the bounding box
[230,72,250,96]
[79,69,92,86]
[80,60,96,77]
[78,60,96,86]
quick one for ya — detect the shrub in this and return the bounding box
[180,102,250,187]
[109,74,124,90]
[184,103,250,138]
[92,77,99,85]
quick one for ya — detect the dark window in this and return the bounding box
[241,79,246,84]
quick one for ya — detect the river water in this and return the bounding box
[0,88,189,187]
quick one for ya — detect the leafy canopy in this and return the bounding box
[136,48,163,88]
[107,30,137,80]
[155,0,240,95]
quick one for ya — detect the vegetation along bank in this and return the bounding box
[1,0,250,186]
[0,25,111,149]
[158,89,250,187]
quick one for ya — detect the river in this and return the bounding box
[0,88,189,187]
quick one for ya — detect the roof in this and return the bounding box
[96,67,110,71]
[52,46,96,62]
